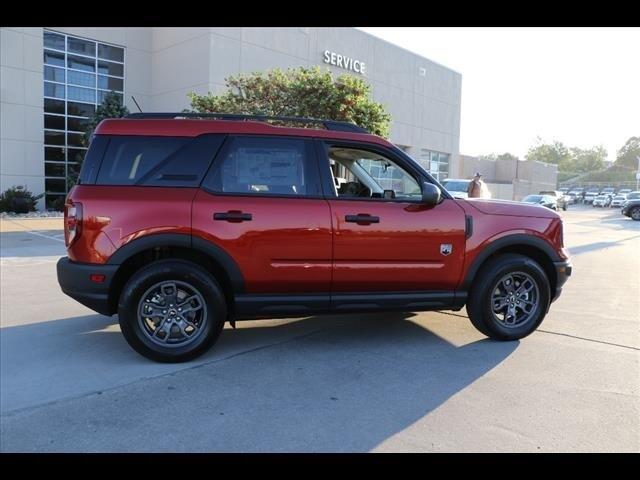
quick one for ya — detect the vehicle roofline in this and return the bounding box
[94,118,394,148]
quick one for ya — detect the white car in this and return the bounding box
[440,178,470,199]
[592,195,611,207]
[610,195,627,208]
[584,190,600,204]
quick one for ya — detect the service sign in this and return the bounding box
[323,50,366,75]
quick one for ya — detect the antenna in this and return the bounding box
[131,96,143,113]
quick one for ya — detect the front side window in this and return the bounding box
[205,137,320,197]
[327,146,422,201]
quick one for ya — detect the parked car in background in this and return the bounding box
[559,187,569,194]
[568,187,584,203]
[610,194,627,208]
[600,187,616,196]
[592,195,612,207]
[439,178,470,199]
[618,188,632,197]
[540,190,569,210]
[522,194,558,210]
[583,189,600,205]
[624,191,640,201]
[621,198,640,221]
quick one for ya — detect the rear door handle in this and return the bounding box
[213,211,252,222]
[345,214,380,225]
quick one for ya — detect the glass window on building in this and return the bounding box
[42,29,125,209]
[420,149,450,181]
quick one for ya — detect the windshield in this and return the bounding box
[627,192,640,199]
[441,180,469,192]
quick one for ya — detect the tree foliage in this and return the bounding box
[83,91,130,146]
[615,136,640,170]
[568,146,607,173]
[525,137,607,173]
[479,152,520,162]
[187,67,391,137]
[525,138,572,170]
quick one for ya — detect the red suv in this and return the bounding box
[57,113,572,362]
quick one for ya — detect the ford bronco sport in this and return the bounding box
[57,113,572,362]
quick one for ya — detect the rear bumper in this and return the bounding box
[56,257,118,316]
[552,260,572,303]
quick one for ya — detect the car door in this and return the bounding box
[192,135,333,309]
[316,139,467,296]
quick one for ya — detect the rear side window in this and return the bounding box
[203,136,321,196]
[95,135,224,187]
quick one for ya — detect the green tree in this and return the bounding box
[67,92,129,189]
[83,91,130,146]
[479,152,519,162]
[569,145,607,173]
[187,67,391,137]
[525,138,572,170]
[615,136,640,170]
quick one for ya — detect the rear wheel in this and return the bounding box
[118,259,227,362]
[631,206,640,221]
[466,254,550,340]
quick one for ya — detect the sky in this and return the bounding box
[358,27,640,161]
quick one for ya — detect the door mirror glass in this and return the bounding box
[422,182,441,206]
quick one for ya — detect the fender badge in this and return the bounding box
[440,244,453,256]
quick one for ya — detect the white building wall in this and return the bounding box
[1,27,45,208]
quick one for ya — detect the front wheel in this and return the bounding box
[118,259,227,362]
[466,254,550,340]
[631,206,640,221]
[562,204,567,211]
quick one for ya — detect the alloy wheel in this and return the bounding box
[137,280,208,347]
[490,271,540,328]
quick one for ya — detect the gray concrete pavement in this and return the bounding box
[1,206,638,452]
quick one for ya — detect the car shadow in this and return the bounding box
[1,311,518,451]
[567,233,640,256]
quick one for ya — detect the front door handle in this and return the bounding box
[345,214,380,225]
[213,211,252,222]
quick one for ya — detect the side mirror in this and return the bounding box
[421,182,441,206]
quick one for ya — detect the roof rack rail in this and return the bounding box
[123,112,370,134]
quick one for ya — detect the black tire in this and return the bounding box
[562,204,567,211]
[466,253,551,341]
[631,206,640,221]
[118,259,227,362]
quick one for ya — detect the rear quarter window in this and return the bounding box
[94,135,224,187]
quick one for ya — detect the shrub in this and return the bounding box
[0,185,44,213]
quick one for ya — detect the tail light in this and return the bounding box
[64,202,82,247]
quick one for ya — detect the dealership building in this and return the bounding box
[1,27,462,209]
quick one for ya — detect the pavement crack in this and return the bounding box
[535,330,639,351]
[0,326,331,418]
[436,311,639,351]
